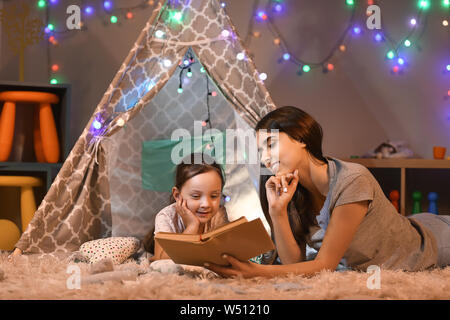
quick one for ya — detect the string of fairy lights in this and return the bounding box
[37,0,449,99]
[243,0,449,77]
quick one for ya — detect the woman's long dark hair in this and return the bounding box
[256,106,327,248]
[143,153,225,253]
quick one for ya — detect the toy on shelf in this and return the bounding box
[362,140,414,159]
[427,192,438,215]
[433,146,446,160]
[389,190,400,212]
[0,91,60,163]
[412,191,422,214]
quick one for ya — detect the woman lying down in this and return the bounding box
[145,107,450,279]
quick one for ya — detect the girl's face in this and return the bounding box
[257,131,307,176]
[173,171,222,224]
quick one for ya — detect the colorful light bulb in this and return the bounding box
[50,78,58,84]
[51,64,59,72]
[236,52,245,60]
[302,65,311,72]
[283,53,290,60]
[374,33,383,42]
[110,15,118,23]
[404,39,411,47]
[93,120,102,129]
[386,50,395,59]
[84,6,94,15]
[103,1,112,10]
[38,0,46,8]
[410,18,417,26]
[259,73,267,81]
[346,0,355,6]
[155,30,165,38]
[418,0,430,9]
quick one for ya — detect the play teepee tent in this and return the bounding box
[15,0,276,254]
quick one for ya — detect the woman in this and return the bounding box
[205,106,450,278]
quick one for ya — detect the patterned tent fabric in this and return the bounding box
[15,0,276,254]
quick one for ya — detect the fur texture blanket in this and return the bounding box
[1,252,449,300]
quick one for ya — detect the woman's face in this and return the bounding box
[257,131,307,176]
[174,171,222,224]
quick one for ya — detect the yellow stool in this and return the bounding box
[0,219,21,251]
[0,176,43,250]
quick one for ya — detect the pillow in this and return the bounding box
[79,237,141,265]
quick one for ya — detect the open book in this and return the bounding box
[155,217,275,266]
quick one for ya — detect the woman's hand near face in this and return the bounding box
[265,169,299,217]
[176,196,200,234]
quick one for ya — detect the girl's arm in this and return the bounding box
[205,201,368,278]
[152,224,201,261]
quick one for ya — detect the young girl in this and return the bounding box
[205,106,450,278]
[143,153,229,261]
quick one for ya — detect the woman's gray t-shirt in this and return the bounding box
[304,157,438,271]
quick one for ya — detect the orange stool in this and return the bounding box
[0,176,43,234]
[0,91,60,163]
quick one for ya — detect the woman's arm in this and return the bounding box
[270,208,306,264]
[205,201,368,278]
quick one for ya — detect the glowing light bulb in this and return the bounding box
[126,12,133,19]
[225,196,231,202]
[186,70,193,78]
[38,0,46,8]
[93,120,102,129]
[51,64,59,72]
[200,67,206,73]
[103,1,112,10]
[352,26,361,35]
[418,0,430,9]
[221,30,230,38]
[404,39,411,47]
[259,73,267,81]
[110,15,118,23]
[302,65,311,72]
[392,66,400,73]
[236,52,245,60]
[50,78,58,84]
[283,53,290,60]
[173,11,183,22]
[397,58,405,65]
[327,63,334,71]
[163,59,172,67]
[84,6,94,15]
[386,50,395,59]
[257,11,268,21]
[374,33,383,42]
[443,20,449,27]
[346,0,355,6]
[211,91,218,97]
[155,30,165,38]
[117,118,125,127]
[446,64,450,71]
[339,44,346,52]
[410,18,417,26]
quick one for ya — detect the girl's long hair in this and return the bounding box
[143,153,225,253]
[256,106,327,248]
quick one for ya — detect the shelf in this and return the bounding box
[0,162,63,191]
[342,158,450,169]
[343,158,450,216]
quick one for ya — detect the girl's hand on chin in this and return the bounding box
[265,169,299,217]
[176,196,200,233]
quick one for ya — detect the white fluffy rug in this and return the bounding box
[1,252,449,300]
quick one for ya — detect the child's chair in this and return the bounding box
[0,175,43,251]
[0,91,60,163]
